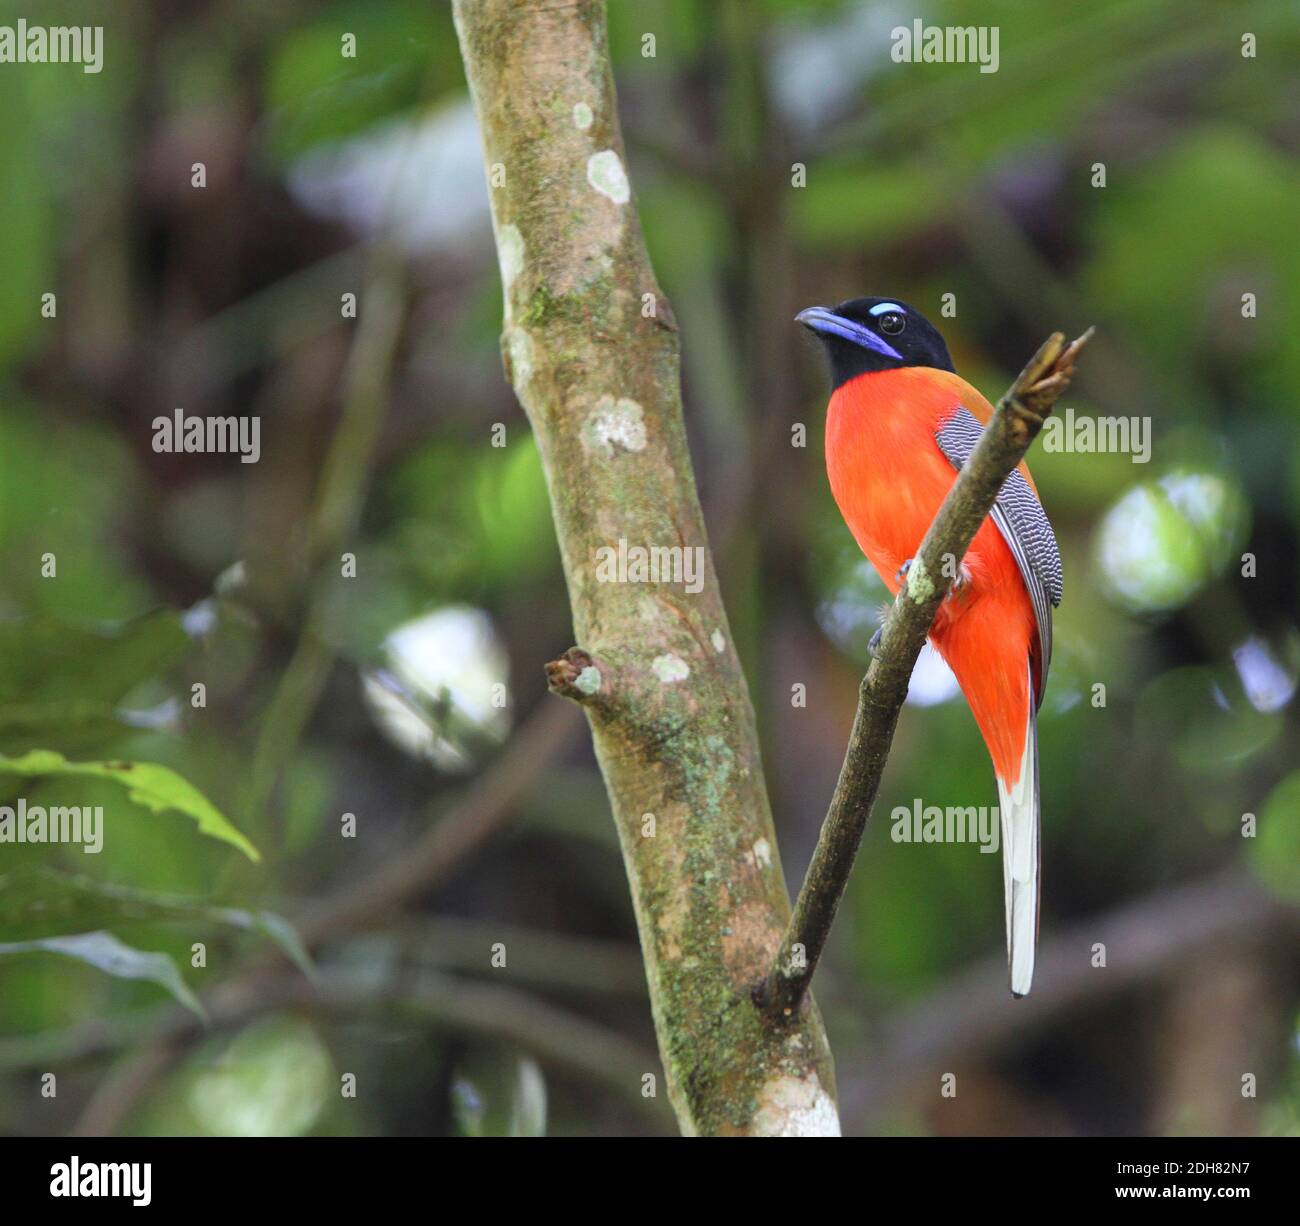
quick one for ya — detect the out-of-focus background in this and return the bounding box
[0,0,1297,1137]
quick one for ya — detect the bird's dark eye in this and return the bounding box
[878,311,906,336]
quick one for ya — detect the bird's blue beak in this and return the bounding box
[795,305,903,361]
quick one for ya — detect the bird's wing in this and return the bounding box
[934,406,1062,707]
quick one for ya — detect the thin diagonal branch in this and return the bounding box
[760,327,1094,1019]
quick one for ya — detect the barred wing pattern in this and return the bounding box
[935,406,1062,707]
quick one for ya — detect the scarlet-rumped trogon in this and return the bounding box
[799,296,1062,997]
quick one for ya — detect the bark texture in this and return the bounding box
[453,0,837,1135]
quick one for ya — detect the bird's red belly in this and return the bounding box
[825,376,1012,602]
[824,369,1035,784]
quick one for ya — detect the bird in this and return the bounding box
[797,296,1062,997]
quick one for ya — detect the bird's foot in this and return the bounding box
[947,564,973,601]
[896,559,912,583]
[867,625,883,658]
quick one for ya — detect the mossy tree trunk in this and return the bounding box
[452,0,839,1135]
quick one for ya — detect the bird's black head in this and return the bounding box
[796,296,954,388]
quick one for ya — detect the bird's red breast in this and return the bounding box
[825,366,1038,786]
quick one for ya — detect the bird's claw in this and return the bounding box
[868,625,883,658]
[896,559,912,583]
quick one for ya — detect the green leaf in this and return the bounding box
[1249,772,1300,902]
[0,931,204,1019]
[0,75,54,373]
[0,751,259,862]
[188,1018,332,1136]
[0,613,190,756]
[1085,128,1300,406]
[263,1,442,162]
[214,908,315,981]
[0,869,313,978]
[0,414,151,625]
[0,698,135,755]
[1136,667,1280,773]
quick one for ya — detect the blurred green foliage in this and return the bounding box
[0,0,1296,1137]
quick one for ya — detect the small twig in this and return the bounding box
[544,647,601,703]
[759,328,1094,1020]
[244,245,407,842]
[71,1040,179,1137]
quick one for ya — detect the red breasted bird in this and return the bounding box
[798,297,1061,997]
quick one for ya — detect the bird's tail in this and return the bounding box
[996,670,1040,997]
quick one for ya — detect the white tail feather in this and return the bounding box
[996,676,1039,997]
